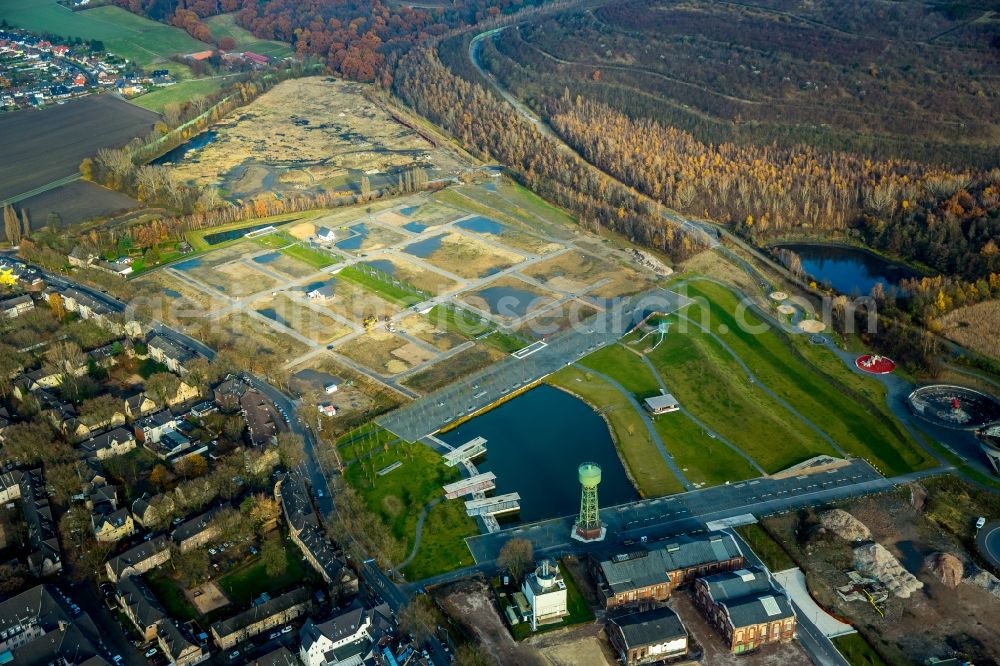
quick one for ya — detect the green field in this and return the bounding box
[579,344,759,486]
[683,281,930,475]
[337,265,425,306]
[547,366,684,497]
[832,633,889,666]
[343,442,477,579]
[0,0,210,76]
[281,244,336,269]
[184,213,312,251]
[217,540,307,605]
[426,304,527,353]
[131,77,233,112]
[204,13,292,58]
[735,523,796,572]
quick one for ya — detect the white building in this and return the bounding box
[316,227,336,243]
[299,604,393,666]
[643,393,679,415]
[522,559,568,630]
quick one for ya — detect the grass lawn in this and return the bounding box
[832,633,889,666]
[131,77,233,112]
[547,366,684,497]
[137,358,169,378]
[735,523,796,572]
[144,572,199,622]
[685,281,931,475]
[0,0,209,76]
[427,304,527,353]
[253,231,296,250]
[336,424,396,462]
[344,442,477,576]
[204,13,292,58]
[401,500,477,581]
[185,212,314,251]
[580,343,758,486]
[643,313,830,472]
[217,540,307,606]
[337,265,425,307]
[281,243,336,269]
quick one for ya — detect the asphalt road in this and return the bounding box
[977,520,1000,570]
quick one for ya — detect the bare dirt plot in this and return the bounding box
[187,581,231,614]
[335,223,407,255]
[518,300,601,339]
[287,221,317,239]
[364,254,462,295]
[194,312,311,373]
[0,95,157,201]
[167,77,469,197]
[19,180,139,229]
[251,251,320,280]
[210,261,282,297]
[940,300,1000,360]
[400,314,467,351]
[400,344,505,394]
[460,275,560,323]
[251,294,351,344]
[307,278,402,324]
[524,249,649,298]
[132,271,228,326]
[338,332,437,376]
[385,200,467,228]
[310,199,400,230]
[435,579,544,665]
[526,625,615,666]
[414,232,524,280]
[761,484,1000,665]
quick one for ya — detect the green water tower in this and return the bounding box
[574,463,605,541]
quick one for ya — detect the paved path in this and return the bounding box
[772,568,855,638]
[397,498,443,570]
[574,363,693,491]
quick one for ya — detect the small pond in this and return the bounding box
[457,216,506,236]
[152,130,219,165]
[335,223,369,251]
[403,234,445,259]
[475,284,544,318]
[774,243,918,295]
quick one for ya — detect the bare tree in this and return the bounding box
[497,538,534,582]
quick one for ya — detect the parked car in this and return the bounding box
[112,656,123,664]
[281,625,293,634]
[145,648,158,658]
[976,516,987,529]
[228,651,240,661]
[209,548,217,555]
[268,632,280,641]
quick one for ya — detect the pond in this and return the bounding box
[253,252,280,264]
[335,223,369,251]
[257,307,291,328]
[364,259,396,276]
[152,130,218,165]
[400,206,418,216]
[439,384,639,524]
[403,234,445,259]
[299,279,335,293]
[474,284,543,318]
[202,221,283,247]
[163,288,181,298]
[774,243,918,295]
[402,221,428,234]
[457,216,506,236]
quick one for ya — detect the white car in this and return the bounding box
[281,625,293,634]
[268,632,280,640]
[209,548,217,555]
[228,651,240,661]
[976,516,987,529]
[145,648,158,658]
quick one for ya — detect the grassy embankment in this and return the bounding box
[426,304,527,353]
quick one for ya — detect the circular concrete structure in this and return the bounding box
[855,354,896,375]
[770,291,789,301]
[907,384,1000,430]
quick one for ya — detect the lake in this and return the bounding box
[152,130,218,165]
[475,284,544,317]
[439,384,638,523]
[775,243,917,295]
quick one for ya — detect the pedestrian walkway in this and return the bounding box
[772,568,856,638]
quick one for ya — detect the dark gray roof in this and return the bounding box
[136,410,174,429]
[0,585,102,666]
[598,533,742,595]
[116,575,167,629]
[147,335,196,363]
[300,607,365,652]
[156,619,199,661]
[107,536,169,578]
[94,507,131,531]
[721,592,795,629]
[251,646,299,666]
[211,588,310,638]
[170,505,225,545]
[610,606,686,649]
[81,427,134,453]
[700,568,772,603]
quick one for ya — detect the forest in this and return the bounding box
[471,0,1000,169]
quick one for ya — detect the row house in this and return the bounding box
[106,535,171,582]
[210,588,312,650]
[692,567,796,655]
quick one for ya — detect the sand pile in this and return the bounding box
[854,542,924,598]
[924,552,964,588]
[819,509,871,542]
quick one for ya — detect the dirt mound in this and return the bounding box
[963,565,1000,600]
[924,552,964,588]
[819,509,871,542]
[909,483,927,511]
[854,543,924,598]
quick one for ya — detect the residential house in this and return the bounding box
[92,507,135,542]
[252,646,300,666]
[131,493,160,529]
[315,227,336,244]
[116,574,167,641]
[87,483,118,512]
[106,536,171,582]
[299,603,394,666]
[0,293,34,318]
[60,287,109,321]
[307,284,335,302]
[0,469,23,504]
[155,618,207,666]
[213,375,248,413]
[125,393,158,420]
[147,335,196,374]
[135,410,177,445]
[19,469,62,576]
[607,606,690,665]
[67,246,96,268]
[167,380,201,407]
[210,588,311,649]
[0,585,104,666]
[277,473,358,599]
[591,533,744,609]
[170,505,225,553]
[692,567,796,654]
[522,559,568,630]
[79,427,136,460]
[240,389,279,446]
[78,404,127,432]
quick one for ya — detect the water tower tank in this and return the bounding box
[579,463,602,488]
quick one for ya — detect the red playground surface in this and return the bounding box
[856,354,896,374]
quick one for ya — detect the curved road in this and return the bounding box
[977,521,1000,570]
